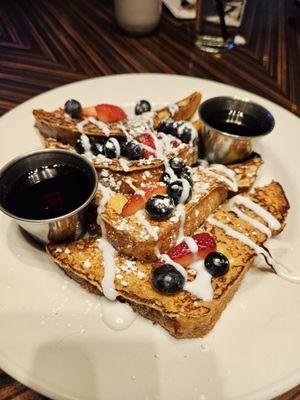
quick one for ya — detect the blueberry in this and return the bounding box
[181,167,193,187]
[157,119,177,136]
[167,179,192,205]
[169,157,185,176]
[178,126,192,143]
[135,100,151,115]
[204,252,230,277]
[152,264,185,294]
[74,138,85,154]
[90,141,104,156]
[145,194,175,221]
[103,138,120,159]
[124,141,142,160]
[167,180,182,205]
[119,138,128,156]
[64,99,82,118]
[161,172,171,185]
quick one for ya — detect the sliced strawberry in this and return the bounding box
[95,103,127,123]
[171,140,180,148]
[121,193,144,217]
[81,106,97,118]
[144,185,167,200]
[122,185,167,217]
[167,233,216,267]
[135,133,156,158]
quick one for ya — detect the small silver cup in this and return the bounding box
[0,149,98,245]
[199,96,275,164]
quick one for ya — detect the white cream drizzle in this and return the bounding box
[135,210,159,241]
[164,160,178,181]
[160,253,188,280]
[210,164,236,179]
[125,179,139,193]
[158,243,213,301]
[229,195,281,231]
[96,183,119,300]
[96,183,113,229]
[184,260,214,301]
[108,137,121,157]
[87,117,110,136]
[197,159,209,168]
[176,204,186,244]
[199,165,238,192]
[177,121,197,142]
[230,206,272,238]
[76,117,110,136]
[80,134,91,152]
[97,238,118,300]
[135,191,147,201]
[179,177,191,203]
[76,119,90,133]
[184,236,198,254]
[118,158,130,172]
[175,176,192,245]
[100,298,137,331]
[207,216,300,284]
[157,232,216,301]
[168,103,179,116]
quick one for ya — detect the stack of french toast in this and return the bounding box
[33,91,290,339]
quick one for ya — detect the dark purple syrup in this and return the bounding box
[5,165,91,220]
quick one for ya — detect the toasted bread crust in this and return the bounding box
[44,136,198,172]
[155,91,202,123]
[33,92,201,144]
[100,157,263,261]
[104,184,227,261]
[47,182,289,338]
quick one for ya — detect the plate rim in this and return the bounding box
[0,73,299,400]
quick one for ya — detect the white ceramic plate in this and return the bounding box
[0,74,299,400]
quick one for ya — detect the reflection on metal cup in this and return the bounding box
[0,149,98,245]
[199,96,275,164]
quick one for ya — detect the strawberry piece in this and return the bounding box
[81,106,97,118]
[121,193,144,217]
[135,133,156,158]
[171,140,180,148]
[122,185,167,217]
[95,103,127,123]
[167,233,216,267]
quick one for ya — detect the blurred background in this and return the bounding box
[0,0,299,118]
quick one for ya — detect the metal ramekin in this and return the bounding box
[0,149,98,245]
[199,96,275,164]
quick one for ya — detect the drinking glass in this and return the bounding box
[195,0,235,53]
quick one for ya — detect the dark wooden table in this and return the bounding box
[0,0,299,399]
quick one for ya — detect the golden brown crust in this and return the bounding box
[33,92,201,145]
[99,157,263,260]
[103,184,227,261]
[47,181,289,339]
[155,91,202,124]
[228,153,264,193]
[44,136,198,194]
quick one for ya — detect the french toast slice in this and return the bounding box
[44,133,198,193]
[33,92,201,145]
[40,97,203,193]
[97,156,263,261]
[47,182,289,339]
[44,140,261,196]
